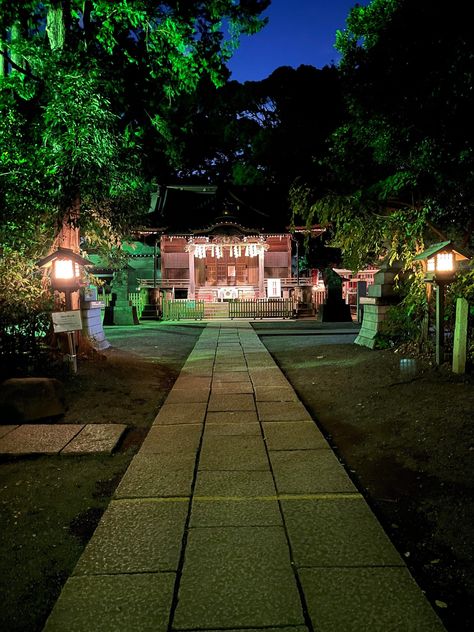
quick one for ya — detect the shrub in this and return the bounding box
[0,250,54,379]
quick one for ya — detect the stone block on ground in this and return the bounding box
[0,377,66,423]
[61,424,127,454]
[173,526,304,630]
[0,424,83,455]
[299,567,445,632]
[0,425,18,439]
[44,573,176,632]
[114,453,196,498]
[74,499,188,574]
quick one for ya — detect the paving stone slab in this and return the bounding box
[199,435,269,471]
[245,357,276,368]
[270,450,357,494]
[208,393,256,412]
[165,388,210,404]
[172,376,212,390]
[187,350,215,360]
[254,386,298,402]
[215,358,246,366]
[282,498,403,567]
[115,453,195,498]
[215,350,245,358]
[213,372,252,383]
[205,411,259,424]
[263,421,328,450]
[179,365,214,377]
[61,424,127,454]
[184,525,291,567]
[140,424,202,454]
[0,424,83,455]
[191,628,308,632]
[257,401,312,422]
[174,527,304,629]
[194,470,277,497]
[44,572,176,632]
[211,382,254,394]
[249,372,289,388]
[204,422,261,436]
[74,499,188,574]
[190,498,282,527]
[0,425,18,439]
[174,560,303,629]
[299,567,446,632]
[154,402,207,425]
[213,363,248,372]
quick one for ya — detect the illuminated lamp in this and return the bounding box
[37,247,92,291]
[414,241,469,364]
[414,241,467,283]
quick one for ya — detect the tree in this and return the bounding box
[0,0,270,261]
[290,0,474,271]
[167,64,344,189]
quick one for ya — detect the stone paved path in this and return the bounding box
[43,322,445,632]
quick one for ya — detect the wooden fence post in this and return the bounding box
[452,297,469,374]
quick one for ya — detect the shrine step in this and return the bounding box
[140,304,159,320]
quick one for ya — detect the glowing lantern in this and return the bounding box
[37,247,92,291]
[415,241,467,282]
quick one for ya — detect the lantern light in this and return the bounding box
[414,241,467,282]
[37,247,92,291]
[413,240,470,365]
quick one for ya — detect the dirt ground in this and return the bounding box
[1,320,473,632]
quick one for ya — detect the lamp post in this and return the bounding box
[414,241,469,365]
[37,247,93,372]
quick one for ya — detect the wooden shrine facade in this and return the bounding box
[160,231,293,301]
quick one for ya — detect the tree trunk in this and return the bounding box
[46,2,66,51]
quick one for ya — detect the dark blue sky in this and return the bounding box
[228,0,369,82]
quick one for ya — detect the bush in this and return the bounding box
[376,272,428,347]
[0,250,54,379]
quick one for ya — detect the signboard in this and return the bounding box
[52,310,83,333]
[267,278,282,298]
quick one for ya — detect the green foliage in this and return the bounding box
[376,272,428,346]
[291,0,474,272]
[1,0,269,332]
[0,249,54,378]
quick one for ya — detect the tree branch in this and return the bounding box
[0,50,39,80]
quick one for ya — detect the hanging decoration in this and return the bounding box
[186,237,267,258]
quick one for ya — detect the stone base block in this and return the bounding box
[0,378,66,423]
[368,284,395,298]
[103,304,139,326]
[320,299,352,323]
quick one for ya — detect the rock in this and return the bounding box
[0,378,66,423]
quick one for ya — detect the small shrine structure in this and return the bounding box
[159,209,296,301]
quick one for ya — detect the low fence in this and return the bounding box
[162,299,205,321]
[160,298,295,320]
[229,299,294,320]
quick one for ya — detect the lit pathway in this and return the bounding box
[44,321,445,632]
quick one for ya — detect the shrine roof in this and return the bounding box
[143,184,292,235]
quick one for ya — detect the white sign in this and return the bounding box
[52,310,83,333]
[267,278,282,298]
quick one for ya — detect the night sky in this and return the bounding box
[228,0,370,82]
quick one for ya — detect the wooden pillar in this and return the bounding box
[258,249,265,298]
[435,281,446,365]
[453,297,469,374]
[188,248,195,299]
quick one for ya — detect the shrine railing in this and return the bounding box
[229,299,295,320]
[162,299,205,321]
